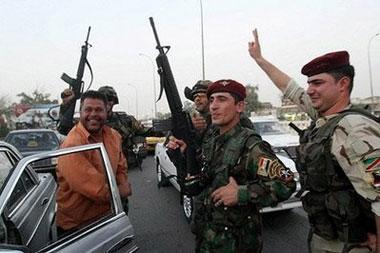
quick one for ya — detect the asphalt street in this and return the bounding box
[128,155,309,253]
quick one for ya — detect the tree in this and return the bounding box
[245,84,261,115]
[17,88,57,105]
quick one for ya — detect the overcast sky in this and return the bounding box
[1,0,380,119]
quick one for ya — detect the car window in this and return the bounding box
[6,170,37,212]
[254,121,288,135]
[0,151,13,190]
[6,132,60,154]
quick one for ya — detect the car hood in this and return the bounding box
[276,153,297,173]
[261,133,299,147]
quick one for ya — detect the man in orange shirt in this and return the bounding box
[56,90,131,233]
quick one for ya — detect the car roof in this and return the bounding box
[7,128,56,134]
[250,116,279,123]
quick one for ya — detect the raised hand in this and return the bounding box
[248,28,262,61]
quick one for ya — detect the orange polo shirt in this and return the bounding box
[56,122,128,230]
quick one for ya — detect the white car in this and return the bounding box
[154,120,302,222]
[250,115,299,160]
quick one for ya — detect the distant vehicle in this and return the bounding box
[5,129,61,156]
[0,141,138,252]
[4,129,60,171]
[154,129,303,222]
[16,104,59,129]
[250,115,299,159]
[145,136,166,152]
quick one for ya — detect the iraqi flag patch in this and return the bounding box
[257,157,272,177]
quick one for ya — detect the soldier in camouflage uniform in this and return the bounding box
[184,80,255,146]
[250,29,380,252]
[169,79,296,252]
[98,86,144,170]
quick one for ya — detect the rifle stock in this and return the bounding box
[149,17,201,179]
[58,26,92,135]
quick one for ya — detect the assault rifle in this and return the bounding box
[149,17,201,191]
[57,26,93,135]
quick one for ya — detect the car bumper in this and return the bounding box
[260,197,302,213]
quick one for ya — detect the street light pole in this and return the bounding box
[368,33,379,108]
[200,0,205,80]
[139,53,157,118]
[127,83,138,119]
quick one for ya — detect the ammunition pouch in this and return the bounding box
[302,192,338,240]
[302,191,373,243]
[183,173,210,196]
[325,191,372,243]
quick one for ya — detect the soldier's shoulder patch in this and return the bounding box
[257,157,271,177]
[257,157,293,182]
[364,157,380,172]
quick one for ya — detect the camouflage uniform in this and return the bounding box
[284,79,380,253]
[106,111,144,169]
[193,124,296,252]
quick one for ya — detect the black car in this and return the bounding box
[4,129,61,171]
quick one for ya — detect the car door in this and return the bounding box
[0,144,57,252]
[0,143,137,253]
[41,143,137,253]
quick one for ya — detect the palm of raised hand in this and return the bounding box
[248,28,261,60]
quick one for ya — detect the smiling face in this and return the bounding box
[209,92,244,134]
[306,73,350,116]
[80,98,107,134]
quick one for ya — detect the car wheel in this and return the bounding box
[182,194,193,223]
[156,160,170,187]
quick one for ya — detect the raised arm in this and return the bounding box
[248,29,291,93]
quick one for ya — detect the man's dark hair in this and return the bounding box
[80,90,108,109]
[328,65,355,94]
[230,93,244,104]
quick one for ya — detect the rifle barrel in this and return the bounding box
[149,17,162,50]
[85,26,91,43]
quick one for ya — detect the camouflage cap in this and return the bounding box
[98,85,119,104]
[184,80,212,101]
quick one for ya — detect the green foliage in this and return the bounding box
[245,84,262,114]
[17,89,56,105]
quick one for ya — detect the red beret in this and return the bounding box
[301,51,350,77]
[207,79,246,100]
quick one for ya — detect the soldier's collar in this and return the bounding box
[316,104,353,128]
[216,124,242,141]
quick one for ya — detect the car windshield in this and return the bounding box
[253,121,288,135]
[6,132,60,153]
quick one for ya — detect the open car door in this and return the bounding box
[0,142,137,253]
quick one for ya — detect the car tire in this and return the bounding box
[156,160,170,187]
[182,194,193,223]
